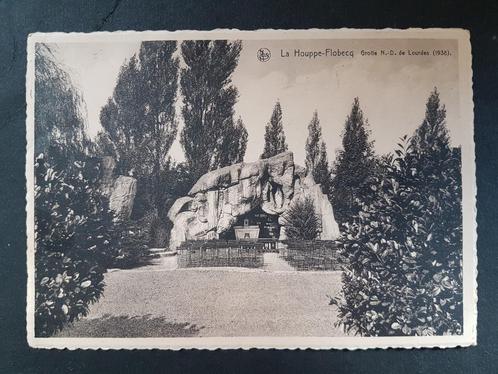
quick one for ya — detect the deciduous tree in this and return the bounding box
[34,48,118,336]
[217,117,248,167]
[35,44,88,165]
[180,40,246,181]
[99,41,179,191]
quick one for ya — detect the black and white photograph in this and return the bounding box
[25,29,476,349]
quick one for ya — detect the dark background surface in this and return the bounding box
[0,1,497,373]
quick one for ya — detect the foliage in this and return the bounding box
[34,44,123,337]
[34,43,89,165]
[331,98,376,227]
[315,142,332,195]
[34,156,117,337]
[180,40,246,181]
[94,131,116,159]
[261,101,288,159]
[128,159,192,250]
[305,111,322,170]
[99,41,179,183]
[410,88,449,155]
[98,54,141,170]
[334,90,463,337]
[282,196,320,240]
[217,117,248,167]
[110,215,155,269]
[281,240,342,271]
[305,111,332,194]
[98,41,181,247]
[157,160,193,216]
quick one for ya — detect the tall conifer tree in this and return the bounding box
[261,101,288,159]
[305,111,322,171]
[315,141,332,195]
[331,97,375,226]
[410,87,450,157]
[305,111,331,194]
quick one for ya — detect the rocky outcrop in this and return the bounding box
[168,152,340,250]
[100,156,137,221]
[109,176,137,221]
[100,156,117,197]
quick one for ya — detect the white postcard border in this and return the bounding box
[25,28,477,350]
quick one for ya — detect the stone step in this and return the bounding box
[148,248,177,257]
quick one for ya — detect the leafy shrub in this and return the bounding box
[34,155,118,337]
[333,137,463,336]
[129,159,192,249]
[148,213,173,248]
[283,196,319,240]
[110,213,159,269]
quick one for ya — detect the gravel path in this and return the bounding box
[60,265,345,337]
[262,253,296,271]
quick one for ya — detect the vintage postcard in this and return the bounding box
[26,29,476,350]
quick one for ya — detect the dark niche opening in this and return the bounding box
[219,206,280,240]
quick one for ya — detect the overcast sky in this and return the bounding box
[52,38,460,166]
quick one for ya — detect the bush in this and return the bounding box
[110,213,160,269]
[34,155,118,337]
[282,196,319,240]
[130,160,192,247]
[333,138,463,336]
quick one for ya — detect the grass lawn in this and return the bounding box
[58,265,345,338]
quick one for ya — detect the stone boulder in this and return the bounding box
[99,156,138,221]
[100,156,117,198]
[168,152,340,250]
[109,175,137,221]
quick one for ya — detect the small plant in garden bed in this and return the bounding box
[109,212,164,269]
[282,196,319,240]
[282,240,342,271]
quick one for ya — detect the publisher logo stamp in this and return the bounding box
[257,48,271,62]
